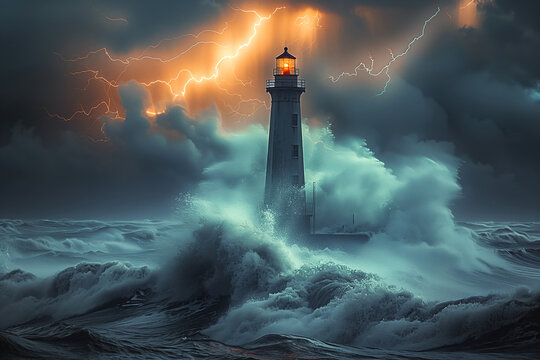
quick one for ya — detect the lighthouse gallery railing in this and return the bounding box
[266,79,305,89]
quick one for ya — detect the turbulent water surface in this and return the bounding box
[1,219,539,359]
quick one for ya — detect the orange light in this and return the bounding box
[458,0,479,28]
[51,5,327,134]
[276,57,295,75]
[283,63,290,74]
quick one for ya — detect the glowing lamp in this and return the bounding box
[275,47,296,75]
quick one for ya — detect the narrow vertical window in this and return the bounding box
[292,145,299,158]
[291,114,298,127]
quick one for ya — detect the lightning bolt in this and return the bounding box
[50,6,286,128]
[218,82,270,119]
[105,17,128,23]
[460,0,476,9]
[45,101,123,122]
[56,42,229,66]
[295,11,322,28]
[180,6,285,96]
[56,25,229,65]
[329,6,440,96]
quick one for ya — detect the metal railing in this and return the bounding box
[266,79,305,89]
[273,68,300,76]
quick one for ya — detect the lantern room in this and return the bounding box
[274,47,297,76]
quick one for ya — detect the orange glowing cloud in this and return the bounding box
[455,0,494,28]
[50,2,444,142]
[51,4,326,138]
[458,0,479,28]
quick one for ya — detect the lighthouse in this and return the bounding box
[264,47,309,231]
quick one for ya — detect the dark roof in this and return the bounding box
[276,47,296,59]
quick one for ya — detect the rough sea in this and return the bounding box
[1,219,539,359]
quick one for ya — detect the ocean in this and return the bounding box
[1,219,539,359]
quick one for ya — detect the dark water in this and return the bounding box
[1,219,539,359]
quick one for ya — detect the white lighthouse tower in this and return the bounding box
[264,47,308,231]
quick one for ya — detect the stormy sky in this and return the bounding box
[1,0,539,221]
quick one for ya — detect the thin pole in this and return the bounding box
[353,213,355,225]
[312,181,316,234]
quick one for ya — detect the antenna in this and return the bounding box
[312,181,316,234]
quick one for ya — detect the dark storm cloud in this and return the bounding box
[0,0,223,144]
[1,0,539,220]
[293,0,540,220]
[0,82,228,219]
[481,0,540,87]
[0,0,234,218]
[396,2,540,220]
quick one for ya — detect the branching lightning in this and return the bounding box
[105,17,128,23]
[56,25,230,65]
[46,101,122,122]
[329,6,440,95]
[180,6,285,96]
[52,3,440,133]
[295,11,322,28]
[51,7,286,127]
[460,0,476,10]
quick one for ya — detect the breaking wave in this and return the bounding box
[1,219,539,359]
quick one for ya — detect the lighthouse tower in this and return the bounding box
[264,47,308,231]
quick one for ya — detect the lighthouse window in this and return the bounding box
[292,145,299,158]
[291,114,298,127]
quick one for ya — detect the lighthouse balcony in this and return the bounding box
[266,78,305,89]
[273,68,299,76]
